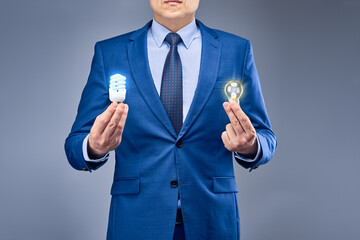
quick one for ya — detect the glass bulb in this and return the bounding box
[224,81,243,104]
[109,74,126,103]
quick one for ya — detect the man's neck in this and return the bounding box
[153,15,195,33]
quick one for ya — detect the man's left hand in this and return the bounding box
[221,102,258,156]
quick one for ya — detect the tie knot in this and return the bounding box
[165,33,182,47]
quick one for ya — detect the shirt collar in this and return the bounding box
[150,18,200,49]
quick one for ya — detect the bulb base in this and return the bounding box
[228,98,239,104]
[109,89,126,103]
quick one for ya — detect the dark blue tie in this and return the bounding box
[160,33,183,135]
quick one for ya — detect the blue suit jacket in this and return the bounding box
[65,20,276,240]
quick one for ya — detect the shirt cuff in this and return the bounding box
[234,135,261,162]
[82,134,109,163]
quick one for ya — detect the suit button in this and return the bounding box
[82,166,87,171]
[176,140,183,148]
[170,180,178,188]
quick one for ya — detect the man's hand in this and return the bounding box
[221,102,258,156]
[88,102,129,159]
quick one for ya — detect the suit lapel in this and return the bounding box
[127,21,177,138]
[127,20,222,139]
[178,20,222,139]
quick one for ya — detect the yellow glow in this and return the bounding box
[224,80,243,104]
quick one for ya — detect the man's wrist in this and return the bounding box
[234,135,261,162]
[237,138,258,156]
[87,141,107,159]
[82,134,109,163]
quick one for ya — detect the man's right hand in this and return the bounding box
[88,102,129,159]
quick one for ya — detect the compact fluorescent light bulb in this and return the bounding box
[224,81,243,104]
[109,74,126,103]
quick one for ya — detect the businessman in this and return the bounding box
[65,0,277,239]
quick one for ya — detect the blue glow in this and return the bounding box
[110,74,126,92]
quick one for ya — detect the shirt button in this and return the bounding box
[176,140,183,148]
[170,180,178,188]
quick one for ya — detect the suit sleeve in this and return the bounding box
[235,40,277,171]
[64,42,111,172]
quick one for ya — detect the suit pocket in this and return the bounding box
[111,178,140,195]
[212,177,238,193]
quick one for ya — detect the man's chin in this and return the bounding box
[161,11,186,20]
[162,6,183,14]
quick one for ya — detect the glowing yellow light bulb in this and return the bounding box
[224,81,243,104]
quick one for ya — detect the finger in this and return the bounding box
[112,104,129,137]
[229,102,254,133]
[223,102,245,134]
[103,104,125,136]
[221,131,232,150]
[93,103,118,133]
[225,123,237,142]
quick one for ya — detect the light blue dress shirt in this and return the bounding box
[83,19,261,187]
[148,18,201,121]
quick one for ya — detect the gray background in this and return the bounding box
[0,0,359,239]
